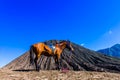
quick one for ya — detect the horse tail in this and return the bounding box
[30,45,34,65]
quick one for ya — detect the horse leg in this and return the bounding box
[58,59,61,70]
[53,54,61,70]
[54,55,59,70]
[56,55,61,70]
[34,56,39,71]
[55,59,60,70]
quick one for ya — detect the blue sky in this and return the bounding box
[0,0,120,67]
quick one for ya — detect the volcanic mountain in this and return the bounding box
[3,40,120,73]
[98,44,120,58]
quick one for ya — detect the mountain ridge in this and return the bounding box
[98,44,120,58]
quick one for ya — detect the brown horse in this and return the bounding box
[53,40,74,70]
[30,40,74,71]
[30,42,54,71]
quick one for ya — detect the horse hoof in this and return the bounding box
[61,68,69,73]
[36,68,40,72]
[37,70,40,72]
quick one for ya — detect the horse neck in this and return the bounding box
[60,42,66,50]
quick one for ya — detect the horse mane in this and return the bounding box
[59,40,67,43]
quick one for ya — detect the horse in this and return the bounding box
[53,40,74,70]
[30,40,74,71]
[30,42,54,71]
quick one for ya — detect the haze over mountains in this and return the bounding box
[98,44,120,58]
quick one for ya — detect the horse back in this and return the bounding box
[33,43,52,53]
[32,43,45,49]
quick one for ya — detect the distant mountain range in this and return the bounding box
[97,44,120,58]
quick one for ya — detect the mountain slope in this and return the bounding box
[3,40,120,73]
[98,44,120,58]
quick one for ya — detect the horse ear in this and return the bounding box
[55,40,59,44]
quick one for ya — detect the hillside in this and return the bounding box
[3,40,120,73]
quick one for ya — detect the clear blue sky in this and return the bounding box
[0,0,120,67]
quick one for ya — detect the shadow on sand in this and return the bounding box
[12,69,36,72]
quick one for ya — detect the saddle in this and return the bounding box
[48,44,55,52]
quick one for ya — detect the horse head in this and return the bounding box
[58,40,74,51]
[65,40,74,51]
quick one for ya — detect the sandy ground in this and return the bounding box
[0,69,120,80]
